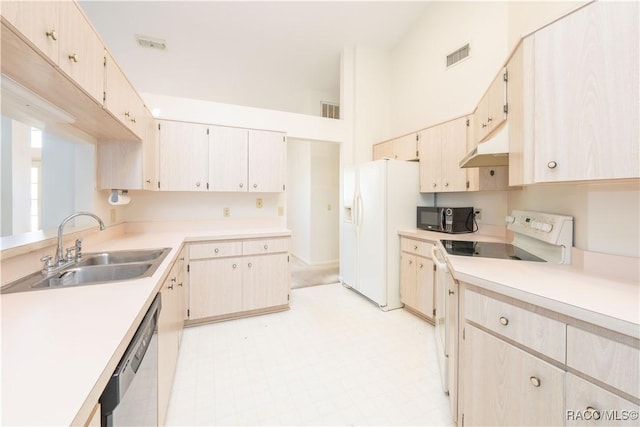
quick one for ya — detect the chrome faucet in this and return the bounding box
[53,212,105,268]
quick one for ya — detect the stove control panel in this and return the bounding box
[507,210,573,247]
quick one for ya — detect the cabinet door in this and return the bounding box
[158,275,180,427]
[394,133,419,161]
[58,2,104,104]
[486,68,507,135]
[176,248,186,344]
[440,117,468,192]
[418,126,442,192]
[1,0,59,64]
[399,252,417,307]
[565,373,640,427]
[248,130,286,192]
[462,325,564,426]
[209,126,248,191]
[533,1,639,182]
[143,115,159,190]
[372,140,394,161]
[189,257,242,319]
[473,96,489,143]
[242,253,289,311]
[103,52,133,133]
[158,120,209,191]
[415,255,434,318]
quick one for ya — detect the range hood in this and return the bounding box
[459,123,509,168]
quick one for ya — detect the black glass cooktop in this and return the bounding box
[440,240,546,262]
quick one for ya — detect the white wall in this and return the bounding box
[287,139,311,262]
[390,1,509,136]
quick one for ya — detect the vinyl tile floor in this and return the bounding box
[166,283,453,426]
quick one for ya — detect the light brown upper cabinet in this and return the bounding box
[508,1,639,184]
[209,126,249,192]
[531,1,639,183]
[372,133,420,161]
[419,117,468,193]
[103,52,146,139]
[158,120,210,191]
[1,1,60,64]
[57,1,104,104]
[474,68,507,144]
[247,129,287,192]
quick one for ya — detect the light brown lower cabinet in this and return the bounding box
[399,238,435,321]
[187,237,291,322]
[462,324,565,426]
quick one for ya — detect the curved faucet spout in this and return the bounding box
[56,212,105,266]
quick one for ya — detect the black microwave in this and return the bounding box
[417,206,475,234]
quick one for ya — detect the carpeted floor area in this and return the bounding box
[290,256,340,289]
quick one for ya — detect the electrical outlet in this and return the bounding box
[223,207,230,217]
[327,204,332,211]
[474,208,482,221]
[256,198,263,208]
[110,208,116,224]
[278,206,284,216]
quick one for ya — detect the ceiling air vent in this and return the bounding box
[136,35,167,51]
[446,43,470,68]
[321,102,340,120]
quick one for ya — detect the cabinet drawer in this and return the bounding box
[401,238,433,258]
[243,238,289,255]
[189,241,242,260]
[565,373,640,426]
[465,290,566,362]
[567,326,640,399]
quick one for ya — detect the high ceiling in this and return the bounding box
[79,1,430,115]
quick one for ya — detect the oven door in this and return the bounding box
[432,245,449,393]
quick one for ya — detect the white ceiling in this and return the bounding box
[79,1,430,115]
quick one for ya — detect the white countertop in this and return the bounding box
[399,229,640,337]
[1,227,290,426]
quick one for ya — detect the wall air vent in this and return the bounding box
[446,43,470,68]
[321,102,340,119]
[135,35,167,51]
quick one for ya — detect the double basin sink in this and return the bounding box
[1,248,171,294]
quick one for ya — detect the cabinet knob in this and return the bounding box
[178,282,183,287]
[448,290,455,295]
[196,182,201,187]
[145,179,151,184]
[239,183,244,188]
[171,277,177,282]
[232,263,237,269]
[248,262,252,268]
[167,284,174,290]
[214,248,219,253]
[413,245,418,250]
[487,117,493,123]
[124,111,130,117]
[408,260,413,265]
[432,183,437,188]
[131,117,137,124]
[547,161,557,169]
[444,182,449,187]
[253,183,258,188]
[46,29,58,41]
[482,123,487,128]
[529,376,541,387]
[394,155,398,159]
[68,53,79,63]
[264,244,268,250]
[419,263,423,269]
[499,316,509,326]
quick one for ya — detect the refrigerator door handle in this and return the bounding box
[356,193,364,233]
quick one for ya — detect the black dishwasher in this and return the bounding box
[100,294,161,427]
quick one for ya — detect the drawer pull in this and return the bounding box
[264,244,268,250]
[408,260,413,265]
[232,264,237,269]
[414,245,418,250]
[499,316,509,326]
[529,376,541,387]
[419,263,424,269]
[46,29,58,41]
[68,53,79,63]
[239,183,244,188]
[248,262,252,268]
[214,248,219,254]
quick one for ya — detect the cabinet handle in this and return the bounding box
[499,316,509,326]
[239,183,244,188]
[264,244,268,250]
[482,123,487,128]
[124,111,130,117]
[131,117,136,124]
[167,284,174,290]
[145,179,151,184]
[232,263,237,269]
[487,117,493,123]
[171,277,176,282]
[253,183,258,189]
[448,290,455,295]
[178,282,183,287]
[214,248,219,254]
[529,376,541,387]
[46,29,58,41]
[248,262,252,268]
[68,53,78,63]
[547,161,557,169]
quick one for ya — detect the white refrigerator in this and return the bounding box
[340,159,423,311]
